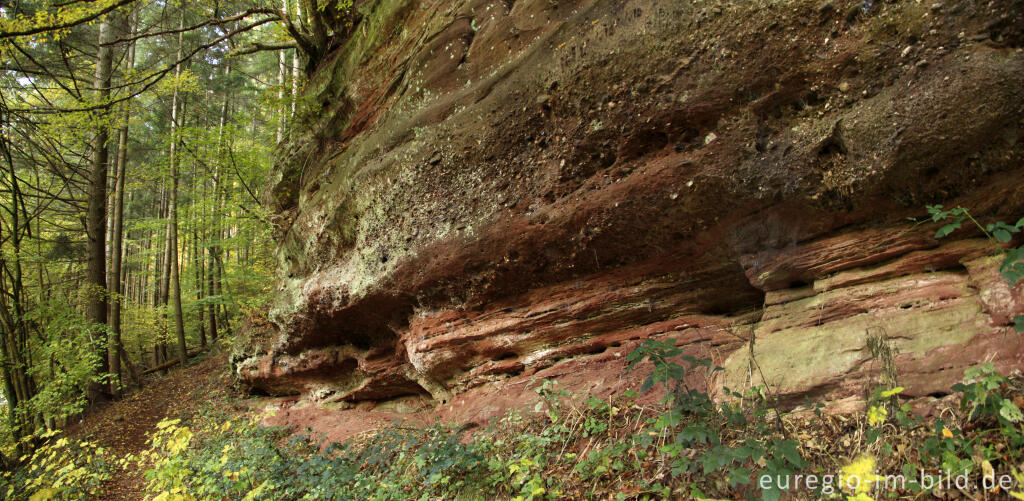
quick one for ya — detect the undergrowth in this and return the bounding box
[0,429,123,500]
[127,344,1023,501]
[3,342,1022,500]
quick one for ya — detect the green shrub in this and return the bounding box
[0,429,119,500]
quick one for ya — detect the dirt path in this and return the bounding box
[69,351,232,501]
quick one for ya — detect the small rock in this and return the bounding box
[838,81,850,92]
[930,2,943,11]
[704,132,718,145]
[818,1,835,14]
[535,94,551,106]
[901,45,913,57]
[916,59,929,68]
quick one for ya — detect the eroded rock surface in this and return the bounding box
[237,0,1024,414]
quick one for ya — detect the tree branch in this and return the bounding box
[0,0,139,40]
[101,7,280,46]
[6,17,278,114]
[230,41,297,56]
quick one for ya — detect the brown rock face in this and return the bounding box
[238,0,1024,413]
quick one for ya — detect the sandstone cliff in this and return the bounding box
[236,0,1024,417]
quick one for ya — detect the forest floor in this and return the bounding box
[59,344,1024,500]
[69,350,238,500]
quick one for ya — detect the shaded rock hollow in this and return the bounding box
[236,0,1024,416]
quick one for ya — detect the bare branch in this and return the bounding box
[6,17,279,114]
[102,7,280,46]
[230,41,297,56]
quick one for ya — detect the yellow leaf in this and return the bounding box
[982,459,995,479]
[880,387,904,398]
[867,406,887,426]
[841,454,880,494]
[29,488,58,501]
[942,428,954,438]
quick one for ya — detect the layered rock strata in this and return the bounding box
[236,0,1024,411]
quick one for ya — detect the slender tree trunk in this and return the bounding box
[156,186,168,308]
[86,16,115,400]
[167,18,188,368]
[277,3,287,145]
[215,247,229,332]
[0,113,28,450]
[291,0,301,118]
[190,160,206,347]
[108,17,136,396]
[207,63,232,341]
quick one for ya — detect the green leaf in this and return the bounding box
[994,229,1013,243]
[775,440,806,468]
[1014,315,1024,333]
[1000,399,1023,423]
[728,467,752,486]
[935,222,960,239]
[760,484,782,501]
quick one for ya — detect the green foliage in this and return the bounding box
[140,410,488,501]
[0,429,121,500]
[23,296,107,423]
[857,363,1024,497]
[626,339,805,501]
[114,345,1024,501]
[952,363,1023,429]
[926,205,1024,331]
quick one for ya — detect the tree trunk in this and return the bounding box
[0,100,27,448]
[154,187,166,309]
[86,16,115,401]
[277,2,287,145]
[190,161,206,347]
[208,63,232,341]
[108,16,136,398]
[167,17,188,368]
[291,0,301,118]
